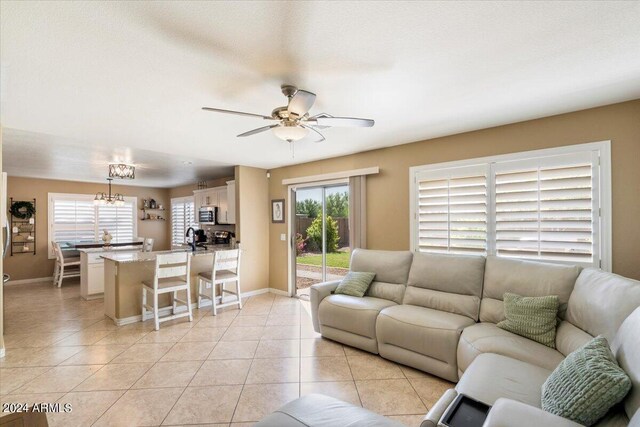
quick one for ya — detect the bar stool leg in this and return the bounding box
[58,265,64,288]
[153,293,159,331]
[141,288,147,321]
[172,291,177,314]
[197,278,202,309]
[212,282,217,316]
[186,288,193,322]
[236,279,243,309]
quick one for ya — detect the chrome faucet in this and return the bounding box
[185,227,196,252]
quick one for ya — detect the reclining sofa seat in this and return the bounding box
[424,268,640,427]
[313,249,413,353]
[376,252,485,382]
[457,256,581,375]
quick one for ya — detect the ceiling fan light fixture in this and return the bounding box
[272,124,308,142]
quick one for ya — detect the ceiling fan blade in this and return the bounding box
[237,124,279,137]
[202,107,275,120]
[301,125,325,143]
[313,117,374,127]
[287,90,316,118]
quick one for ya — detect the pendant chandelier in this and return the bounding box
[94,163,135,206]
[94,178,125,206]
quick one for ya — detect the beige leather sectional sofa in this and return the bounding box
[308,249,640,426]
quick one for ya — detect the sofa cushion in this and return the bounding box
[254,393,405,427]
[318,294,396,339]
[404,252,484,320]
[377,305,475,381]
[457,322,565,373]
[611,306,640,419]
[334,271,376,297]
[555,320,593,357]
[480,256,580,323]
[456,353,552,407]
[350,249,413,303]
[542,336,632,426]
[567,268,640,343]
[497,293,560,348]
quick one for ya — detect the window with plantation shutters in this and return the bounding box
[51,197,96,250]
[171,196,195,247]
[494,152,596,264]
[48,193,138,258]
[415,165,488,255]
[97,201,136,243]
[410,142,610,270]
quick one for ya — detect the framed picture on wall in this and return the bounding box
[271,199,285,223]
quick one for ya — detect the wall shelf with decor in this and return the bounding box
[9,198,36,256]
[140,199,166,221]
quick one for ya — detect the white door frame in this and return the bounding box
[287,178,349,297]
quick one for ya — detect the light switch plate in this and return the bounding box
[280,234,286,241]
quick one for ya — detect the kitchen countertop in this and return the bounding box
[101,245,232,264]
[78,245,142,253]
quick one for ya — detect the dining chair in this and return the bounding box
[141,252,193,330]
[142,237,154,252]
[52,241,80,288]
[197,249,242,315]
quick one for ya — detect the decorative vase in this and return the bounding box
[102,229,113,247]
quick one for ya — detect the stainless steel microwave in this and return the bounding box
[198,206,218,224]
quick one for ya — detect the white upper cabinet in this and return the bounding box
[193,181,235,224]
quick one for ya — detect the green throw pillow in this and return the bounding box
[497,292,559,348]
[542,336,631,426]
[334,272,376,297]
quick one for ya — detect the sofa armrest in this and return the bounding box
[420,388,457,427]
[310,280,341,332]
[483,399,582,427]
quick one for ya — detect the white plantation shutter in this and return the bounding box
[411,143,607,269]
[97,199,136,243]
[171,197,195,246]
[415,165,488,254]
[49,193,138,258]
[51,197,96,250]
[493,151,596,264]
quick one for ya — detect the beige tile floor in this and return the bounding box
[0,280,453,426]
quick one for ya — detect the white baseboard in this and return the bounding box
[0,346,5,358]
[269,288,290,296]
[4,277,53,286]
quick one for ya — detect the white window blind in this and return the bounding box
[494,152,595,264]
[48,193,138,258]
[51,198,96,248]
[97,201,136,244]
[416,165,488,255]
[171,196,195,247]
[410,142,609,269]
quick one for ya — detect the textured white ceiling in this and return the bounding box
[2,1,639,186]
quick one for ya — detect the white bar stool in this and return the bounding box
[142,252,193,330]
[52,241,80,288]
[197,249,242,315]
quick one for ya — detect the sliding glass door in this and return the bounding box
[292,183,350,299]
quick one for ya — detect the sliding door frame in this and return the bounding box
[287,178,349,297]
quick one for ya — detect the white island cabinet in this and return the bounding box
[79,246,141,300]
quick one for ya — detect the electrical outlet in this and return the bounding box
[280,234,286,241]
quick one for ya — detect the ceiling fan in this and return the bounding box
[202,85,374,143]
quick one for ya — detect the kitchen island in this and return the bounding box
[79,245,142,300]
[101,246,231,325]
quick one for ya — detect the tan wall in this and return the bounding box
[4,177,172,281]
[268,100,640,291]
[236,166,270,293]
